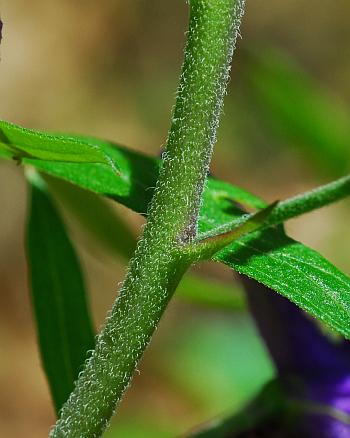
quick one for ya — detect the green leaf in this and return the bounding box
[13,125,350,338]
[215,226,350,339]
[22,134,159,213]
[0,120,118,172]
[26,172,95,413]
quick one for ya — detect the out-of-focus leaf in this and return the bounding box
[187,380,284,437]
[161,315,274,416]
[14,126,350,337]
[245,48,350,176]
[0,120,117,171]
[0,145,12,160]
[105,416,174,438]
[46,176,137,260]
[26,172,95,413]
[176,273,246,311]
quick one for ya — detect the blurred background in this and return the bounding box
[0,1,350,436]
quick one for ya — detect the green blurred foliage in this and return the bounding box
[243,47,350,177]
[106,314,273,438]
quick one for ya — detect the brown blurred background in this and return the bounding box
[0,1,349,437]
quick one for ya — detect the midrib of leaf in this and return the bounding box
[0,120,118,171]
[27,176,95,412]
[40,200,76,389]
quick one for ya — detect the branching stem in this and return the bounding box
[50,1,245,436]
[196,174,350,248]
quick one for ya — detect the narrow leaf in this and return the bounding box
[21,134,159,213]
[26,172,95,413]
[0,120,117,172]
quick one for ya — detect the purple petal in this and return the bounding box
[242,276,350,436]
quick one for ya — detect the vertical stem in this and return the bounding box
[51,1,245,436]
[158,0,245,242]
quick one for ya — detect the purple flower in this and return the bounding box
[242,276,350,437]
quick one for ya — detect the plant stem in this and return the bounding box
[50,1,245,436]
[267,173,350,226]
[196,174,350,246]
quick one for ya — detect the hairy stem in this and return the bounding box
[50,1,245,436]
[267,173,350,225]
[196,174,350,245]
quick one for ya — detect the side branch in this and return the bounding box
[196,174,350,245]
